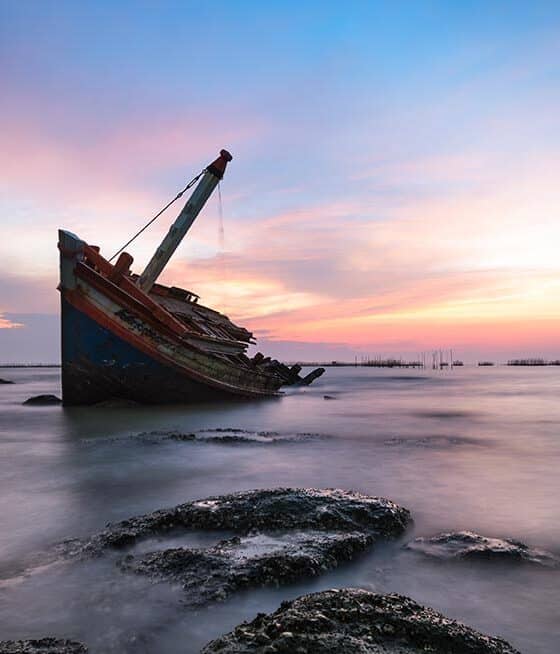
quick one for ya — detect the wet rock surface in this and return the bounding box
[407,531,560,568]
[0,377,14,384]
[201,588,521,654]
[196,428,324,444]
[22,394,62,406]
[0,639,87,654]
[120,531,375,607]
[140,428,324,445]
[61,489,410,607]
[72,488,411,555]
[84,428,327,447]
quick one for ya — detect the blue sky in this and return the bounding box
[1,1,560,362]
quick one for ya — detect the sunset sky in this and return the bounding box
[1,1,560,362]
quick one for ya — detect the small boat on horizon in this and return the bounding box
[58,150,324,405]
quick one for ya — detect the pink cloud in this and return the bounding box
[0,101,263,215]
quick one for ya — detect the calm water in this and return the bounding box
[1,366,559,653]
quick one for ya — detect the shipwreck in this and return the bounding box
[58,150,324,405]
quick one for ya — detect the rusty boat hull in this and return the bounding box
[61,298,252,405]
[58,230,294,405]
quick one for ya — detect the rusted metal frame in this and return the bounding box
[64,288,280,396]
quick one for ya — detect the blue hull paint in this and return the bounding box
[61,298,231,405]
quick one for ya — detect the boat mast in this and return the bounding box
[137,149,232,294]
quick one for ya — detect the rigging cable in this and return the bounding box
[108,170,205,262]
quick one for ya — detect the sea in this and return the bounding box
[1,365,559,653]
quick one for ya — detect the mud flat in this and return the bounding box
[201,588,521,654]
[407,531,560,568]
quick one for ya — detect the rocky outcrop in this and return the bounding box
[22,395,62,406]
[407,531,560,568]
[61,489,410,607]
[81,429,325,447]
[72,488,410,555]
[134,429,325,445]
[0,378,14,384]
[120,531,375,607]
[0,639,87,654]
[201,588,521,653]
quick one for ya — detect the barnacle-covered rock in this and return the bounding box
[201,588,521,653]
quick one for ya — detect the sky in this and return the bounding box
[1,1,560,363]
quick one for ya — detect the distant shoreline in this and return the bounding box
[2,361,559,369]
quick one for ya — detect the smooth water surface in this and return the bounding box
[1,366,559,652]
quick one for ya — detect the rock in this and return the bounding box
[61,489,410,606]
[119,531,376,607]
[201,588,521,653]
[75,488,410,555]
[323,395,337,400]
[0,638,87,654]
[0,378,14,384]
[406,531,560,568]
[135,429,325,446]
[22,394,62,406]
